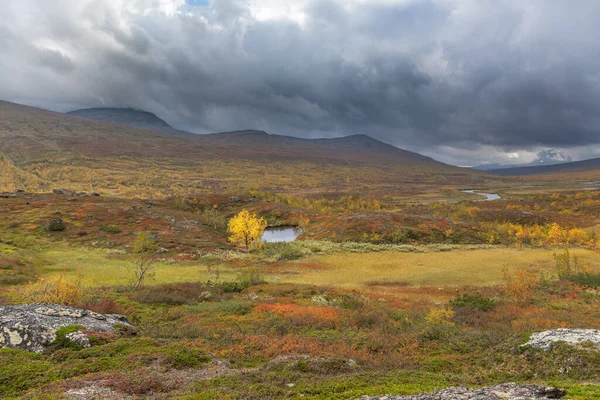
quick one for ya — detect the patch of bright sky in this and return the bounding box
[186,0,209,6]
[248,0,309,26]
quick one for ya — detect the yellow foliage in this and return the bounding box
[502,267,538,304]
[425,306,455,327]
[23,273,83,306]
[227,209,267,251]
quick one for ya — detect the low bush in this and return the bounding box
[132,282,214,305]
[450,293,496,312]
[100,225,122,234]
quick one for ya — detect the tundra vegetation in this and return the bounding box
[1,185,600,399]
[1,103,600,398]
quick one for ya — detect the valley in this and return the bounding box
[1,101,600,399]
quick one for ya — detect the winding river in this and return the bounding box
[461,190,501,201]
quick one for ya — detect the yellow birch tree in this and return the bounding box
[227,209,267,251]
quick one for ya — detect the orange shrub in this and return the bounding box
[502,268,539,304]
[254,303,339,324]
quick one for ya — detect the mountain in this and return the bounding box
[67,108,176,132]
[0,100,484,196]
[203,130,438,164]
[473,160,570,171]
[488,157,600,176]
[472,149,572,171]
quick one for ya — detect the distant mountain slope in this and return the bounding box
[204,130,440,165]
[67,108,175,132]
[473,160,569,171]
[489,158,600,176]
[0,100,485,195]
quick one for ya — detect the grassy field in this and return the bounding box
[280,247,600,288]
[10,244,600,291]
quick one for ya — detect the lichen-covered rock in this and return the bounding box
[357,383,566,400]
[522,328,600,351]
[65,331,91,348]
[0,304,132,352]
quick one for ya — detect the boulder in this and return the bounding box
[44,218,65,232]
[522,328,600,351]
[0,304,132,353]
[357,383,566,400]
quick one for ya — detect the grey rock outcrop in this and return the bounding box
[522,328,600,351]
[358,383,566,400]
[0,304,132,353]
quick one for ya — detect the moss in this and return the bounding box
[161,345,211,369]
[50,325,85,351]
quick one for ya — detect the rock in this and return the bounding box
[0,304,132,353]
[357,383,566,400]
[44,219,65,232]
[90,192,100,197]
[65,331,91,348]
[522,328,600,351]
[229,196,240,203]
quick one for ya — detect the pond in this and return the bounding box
[461,190,501,201]
[262,227,302,243]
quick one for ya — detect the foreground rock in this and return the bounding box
[0,304,132,353]
[522,328,600,351]
[358,383,566,400]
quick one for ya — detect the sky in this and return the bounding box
[2,0,600,166]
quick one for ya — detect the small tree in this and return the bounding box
[227,209,267,251]
[202,205,225,230]
[131,231,158,290]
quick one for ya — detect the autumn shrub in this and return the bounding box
[353,308,389,329]
[421,306,455,340]
[84,330,116,346]
[100,225,122,233]
[502,267,539,304]
[254,303,340,329]
[79,296,130,315]
[450,293,496,312]
[23,273,83,306]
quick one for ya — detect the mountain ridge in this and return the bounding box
[0,99,483,195]
[67,107,174,132]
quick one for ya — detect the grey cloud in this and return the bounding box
[1,0,600,165]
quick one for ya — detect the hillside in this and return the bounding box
[0,100,486,196]
[67,108,175,132]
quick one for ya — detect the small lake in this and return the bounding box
[461,190,501,201]
[262,227,302,243]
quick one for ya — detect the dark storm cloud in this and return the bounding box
[2,0,600,164]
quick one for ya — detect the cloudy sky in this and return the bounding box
[2,0,600,166]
